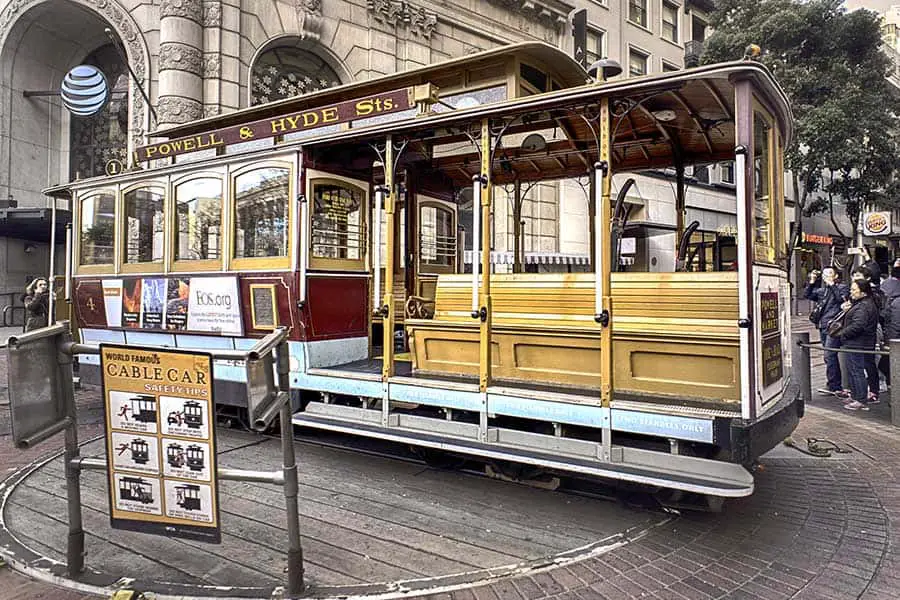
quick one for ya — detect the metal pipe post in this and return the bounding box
[277,340,303,596]
[793,332,811,405]
[891,341,900,428]
[58,323,84,575]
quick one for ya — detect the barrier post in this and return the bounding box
[276,339,304,596]
[794,331,811,405]
[891,341,900,428]
[57,323,84,575]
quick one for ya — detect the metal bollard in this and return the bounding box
[793,331,811,405]
[891,341,900,428]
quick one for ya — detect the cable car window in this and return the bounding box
[123,187,165,264]
[310,180,365,269]
[234,167,289,258]
[520,63,548,94]
[420,205,456,269]
[175,178,222,262]
[753,111,774,263]
[79,192,115,265]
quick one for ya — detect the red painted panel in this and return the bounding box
[74,279,106,327]
[302,276,369,342]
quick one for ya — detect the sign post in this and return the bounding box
[101,345,221,543]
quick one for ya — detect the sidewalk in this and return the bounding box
[1,316,898,600]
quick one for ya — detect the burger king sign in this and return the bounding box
[863,211,892,237]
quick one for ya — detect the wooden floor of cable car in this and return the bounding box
[313,357,740,416]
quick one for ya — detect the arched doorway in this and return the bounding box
[250,43,343,106]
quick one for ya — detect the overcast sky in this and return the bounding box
[842,0,896,14]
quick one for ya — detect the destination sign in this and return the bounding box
[133,87,415,163]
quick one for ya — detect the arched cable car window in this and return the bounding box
[233,167,289,258]
[753,110,774,263]
[123,186,165,265]
[310,180,366,270]
[175,177,223,263]
[69,44,128,180]
[419,203,456,272]
[79,191,115,266]
[250,45,341,105]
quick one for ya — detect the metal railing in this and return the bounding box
[794,331,900,427]
[5,322,305,596]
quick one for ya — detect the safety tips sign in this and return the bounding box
[102,345,220,543]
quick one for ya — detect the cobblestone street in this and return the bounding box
[1,318,898,600]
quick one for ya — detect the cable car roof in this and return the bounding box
[304,60,793,189]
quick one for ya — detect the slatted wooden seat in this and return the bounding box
[405,272,741,402]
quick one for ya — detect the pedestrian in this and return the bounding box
[851,266,885,399]
[877,265,900,387]
[835,278,880,411]
[882,265,900,299]
[805,266,849,396]
[23,277,50,332]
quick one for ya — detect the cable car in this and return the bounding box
[58,43,800,500]
[185,444,205,471]
[175,484,202,511]
[129,438,149,464]
[128,395,157,424]
[183,401,203,429]
[166,443,184,468]
[119,476,154,504]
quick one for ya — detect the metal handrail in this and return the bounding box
[797,340,890,357]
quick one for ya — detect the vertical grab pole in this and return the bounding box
[735,146,753,420]
[479,118,493,400]
[382,137,396,380]
[597,98,615,462]
[58,322,84,575]
[299,194,308,306]
[49,196,57,321]
[470,174,482,316]
[64,224,72,303]
[373,186,384,315]
[276,338,304,595]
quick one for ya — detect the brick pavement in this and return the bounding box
[1,318,899,599]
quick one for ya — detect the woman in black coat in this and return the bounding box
[23,277,49,332]
[837,278,880,411]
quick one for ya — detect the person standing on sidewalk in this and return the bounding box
[805,266,849,396]
[836,278,880,411]
[22,277,49,332]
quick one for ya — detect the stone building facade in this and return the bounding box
[0,0,720,300]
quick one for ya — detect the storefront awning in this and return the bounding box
[0,208,70,243]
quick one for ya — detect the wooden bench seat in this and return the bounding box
[405,272,741,402]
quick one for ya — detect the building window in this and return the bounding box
[662,61,680,72]
[234,168,289,258]
[79,192,115,265]
[662,2,679,43]
[692,16,707,42]
[629,0,648,28]
[721,162,735,184]
[175,178,222,262]
[69,45,128,181]
[586,29,605,65]
[629,49,649,76]
[310,180,366,269]
[753,112,774,263]
[124,187,165,264]
[250,45,341,106]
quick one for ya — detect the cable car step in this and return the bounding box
[291,412,754,498]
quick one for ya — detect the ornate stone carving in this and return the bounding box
[159,42,204,74]
[202,1,221,27]
[297,0,323,40]
[464,44,482,55]
[202,54,221,78]
[160,0,202,22]
[367,0,437,38]
[203,105,221,118]
[485,0,567,31]
[158,97,204,124]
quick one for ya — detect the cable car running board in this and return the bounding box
[292,411,754,498]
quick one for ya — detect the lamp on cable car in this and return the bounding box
[587,58,623,83]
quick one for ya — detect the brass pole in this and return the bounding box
[599,99,613,410]
[513,180,522,273]
[479,119,492,391]
[382,136,395,380]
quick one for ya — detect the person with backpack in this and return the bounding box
[804,266,849,396]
